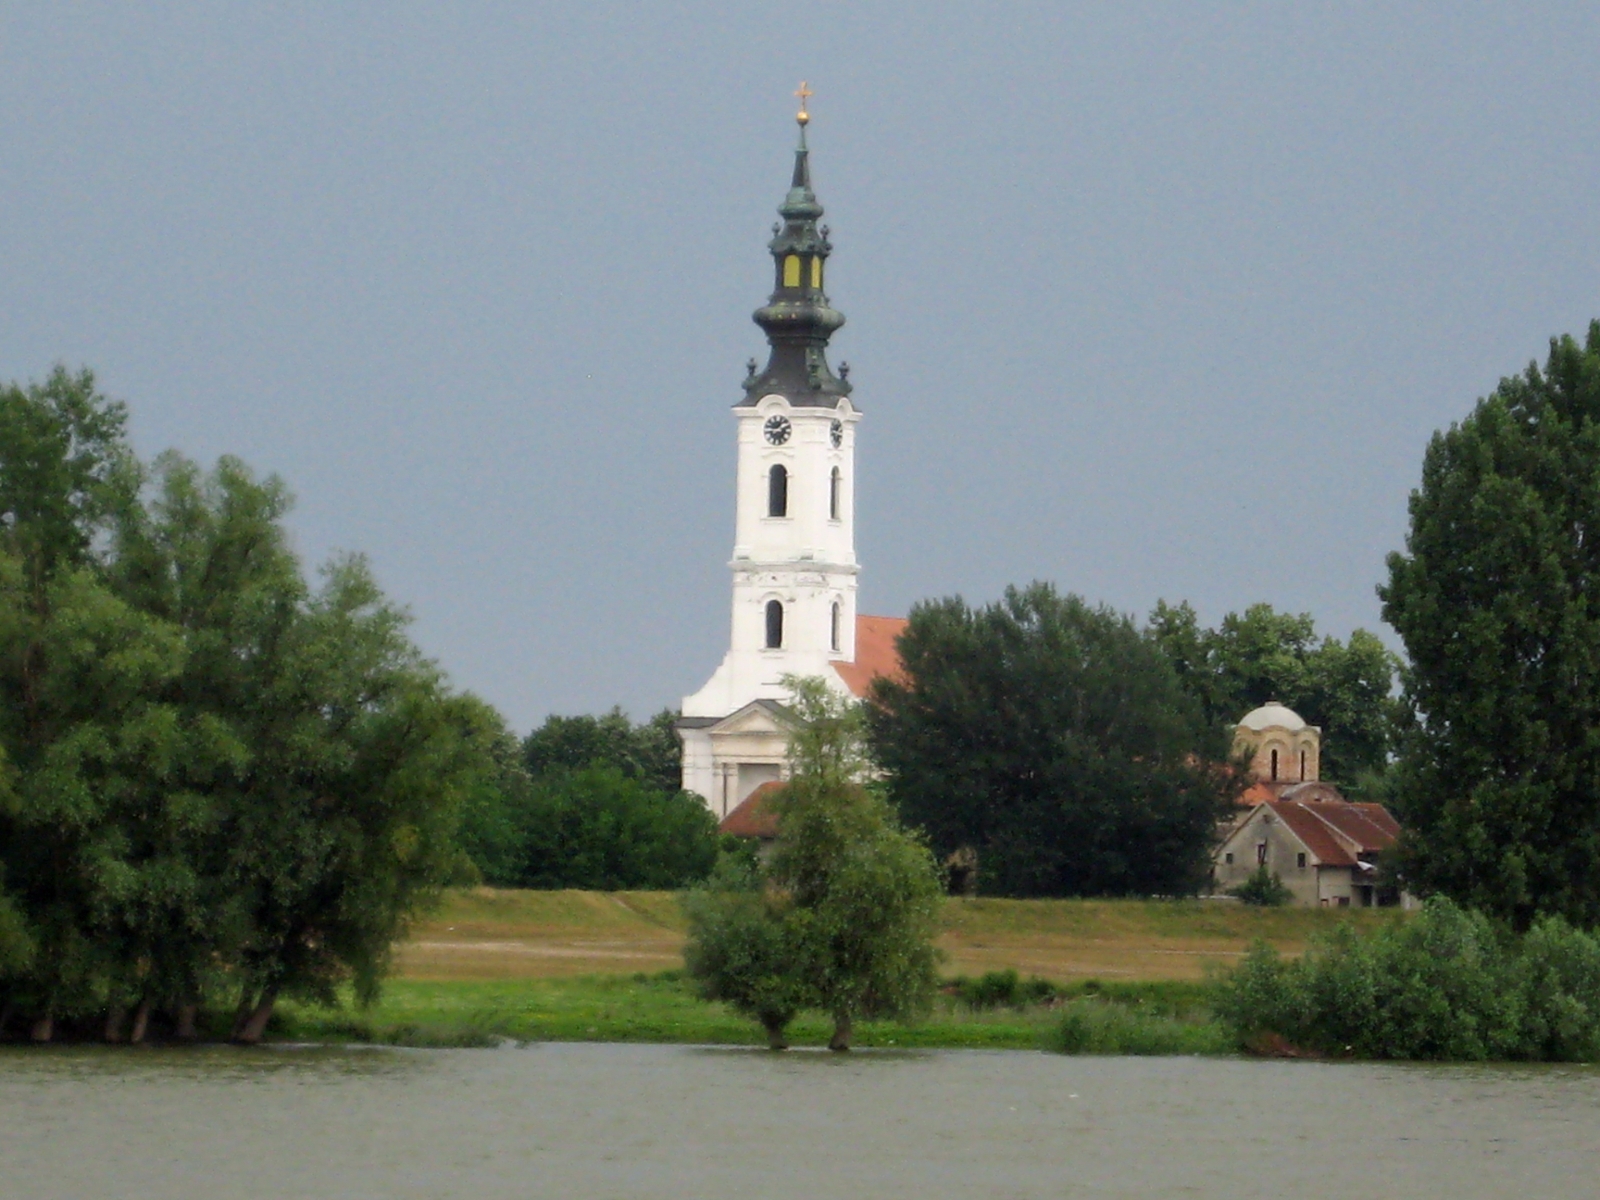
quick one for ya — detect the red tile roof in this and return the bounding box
[831,614,909,698]
[1239,782,1278,807]
[1268,801,1359,866]
[1261,799,1400,867]
[718,780,786,839]
[1311,802,1400,849]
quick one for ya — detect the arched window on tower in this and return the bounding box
[831,601,841,652]
[829,467,841,521]
[765,600,784,649]
[768,465,788,517]
[1270,748,1279,781]
[1300,750,1307,781]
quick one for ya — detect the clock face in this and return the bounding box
[830,419,843,448]
[764,415,792,445]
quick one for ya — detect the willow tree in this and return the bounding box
[1381,322,1600,930]
[0,368,495,1041]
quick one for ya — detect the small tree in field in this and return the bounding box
[681,858,810,1049]
[1229,865,1293,907]
[681,677,943,1050]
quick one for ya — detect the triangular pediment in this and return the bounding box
[1220,804,1317,861]
[707,698,795,737]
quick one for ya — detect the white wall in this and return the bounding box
[682,393,860,721]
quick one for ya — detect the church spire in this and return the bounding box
[742,84,850,407]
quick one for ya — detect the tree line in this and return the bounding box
[865,321,1600,936]
[864,586,1398,899]
[10,318,1600,1043]
[449,589,1401,904]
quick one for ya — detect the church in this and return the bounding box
[1213,701,1410,908]
[677,93,905,817]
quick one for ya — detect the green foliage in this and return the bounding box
[953,968,1056,1009]
[1148,599,1400,784]
[869,583,1237,898]
[456,706,711,890]
[1047,996,1231,1055]
[680,858,811,1048]
[1380,322,1600,930]
[772,677,944,1049]
[683,677,944,1050]
[1213,898,1600,1060]
[0,369,495,1040]
[522,706,682,797]
[1229,865,1293,907]
[516,766,719,890]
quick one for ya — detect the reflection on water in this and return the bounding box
[2,1042,1598,1199]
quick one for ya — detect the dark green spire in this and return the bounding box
[740,111,851,407]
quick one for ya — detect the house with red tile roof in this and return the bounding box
[1214,798,1406,908]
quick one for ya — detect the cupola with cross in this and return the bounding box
[740,82,852,407]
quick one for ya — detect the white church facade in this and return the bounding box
[678,98,905,817]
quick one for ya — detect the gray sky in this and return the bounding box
[4,3,1597,733]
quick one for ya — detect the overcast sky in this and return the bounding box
[3,3,1597,732]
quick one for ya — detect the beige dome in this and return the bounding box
[1237,702,1307,733]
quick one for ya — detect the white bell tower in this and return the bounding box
[680,94,864,809]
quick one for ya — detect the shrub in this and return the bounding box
[680,860,811,1050]
[1230,866,1293,906]
[1213,898,1600,1061]
[1047,998,1231,1056]
[956,969,1057,1009]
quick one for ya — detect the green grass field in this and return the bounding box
[393,888,1397,983]
[277,889,1396,1052]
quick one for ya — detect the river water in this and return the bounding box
[1,1043,1596,1199]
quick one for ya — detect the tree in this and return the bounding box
[869,584,1235,897]
[522,706,682,795]
[1380,322,1600,931]
[769,678,943,1050]
[680,856,810,1049]
[0,371,496,1041]
[682,677,943,1050]
[1229,865,1293,907]
[0,369,189,1039]
[514,766,719,890]
[1148,600,1400,784]
[213,550,492,1040]
[456,705,710,889]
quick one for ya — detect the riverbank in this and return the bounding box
[277,972,1231,1053]
[271,889,1392,1052]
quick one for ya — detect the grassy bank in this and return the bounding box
[276,891,1399,1054]
[278,971,1231,1054]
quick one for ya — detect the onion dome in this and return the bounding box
[740,85,851,408]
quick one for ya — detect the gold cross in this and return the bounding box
[795,81,813,124]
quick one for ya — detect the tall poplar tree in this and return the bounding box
[1381,322,1600,930]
